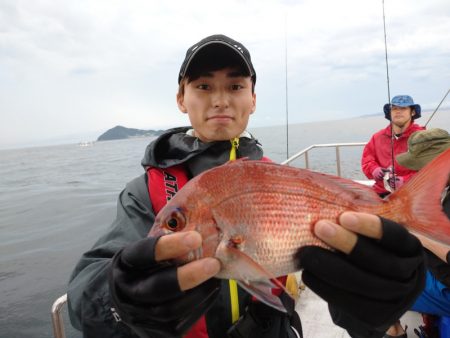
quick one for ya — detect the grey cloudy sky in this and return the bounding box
[1,0,449,148]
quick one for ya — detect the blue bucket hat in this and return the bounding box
[383,95,421,121]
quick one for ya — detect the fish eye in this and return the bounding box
[164,209,185,232]
[167,218,178,229]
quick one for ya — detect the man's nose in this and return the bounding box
[212,89,229,108]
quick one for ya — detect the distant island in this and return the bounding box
[97,125,165,141]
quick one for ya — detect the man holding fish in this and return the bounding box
[67,35,430,338]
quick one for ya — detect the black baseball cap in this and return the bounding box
[178,34,256,84]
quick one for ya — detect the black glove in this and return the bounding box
[109,236,221,338]
[294,217,425,335]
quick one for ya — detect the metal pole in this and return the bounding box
[51,294,67,338]
[336,146,342,177]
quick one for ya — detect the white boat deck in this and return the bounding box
[296,286,351,338]
[295,273,424,338]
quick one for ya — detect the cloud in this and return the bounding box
[0,0,449,147]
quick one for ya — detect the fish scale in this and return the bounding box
[213,191,331,277]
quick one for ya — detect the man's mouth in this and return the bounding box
[207,115,233,121]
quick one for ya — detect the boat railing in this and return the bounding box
[281,142,367,178]
[51,294,68,338]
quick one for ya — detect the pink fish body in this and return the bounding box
[149,148,450,311]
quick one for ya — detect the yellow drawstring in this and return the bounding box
[229,279,240,323]
[229,137,239,161]
[228,137,240,323]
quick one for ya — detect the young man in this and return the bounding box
[361,95,425,197]
[385,128,450,338]
[67,35,425,338]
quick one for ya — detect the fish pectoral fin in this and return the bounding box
[216,245,290,312]
[237,280,287,313]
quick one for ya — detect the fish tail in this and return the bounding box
[383,148,450,244]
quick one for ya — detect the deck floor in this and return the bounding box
[295,276,424,338]
[296,287,351,338]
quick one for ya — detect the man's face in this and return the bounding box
[391,106,414,128]
[177,67,256,142]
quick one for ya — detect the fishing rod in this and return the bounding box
[424,88,450,127]
[285,14,289,160]
[382,0,397,191]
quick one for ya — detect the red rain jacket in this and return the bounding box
[361,123,425,195]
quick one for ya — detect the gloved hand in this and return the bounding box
[387,175,404,190]
[109,232,221,338]
[295,213,425,334]
[372,167,388,181]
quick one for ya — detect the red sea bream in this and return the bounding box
[149,148,450,311]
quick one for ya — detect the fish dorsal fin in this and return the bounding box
[215,243,290,313]
[308,171,382,205]
[219,160,382,205]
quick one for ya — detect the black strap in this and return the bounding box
[280,292,303,338]
[227,293,303,338]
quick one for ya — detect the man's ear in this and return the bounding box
[250,93,256,114]
[176,93,187,114]
[411,109,416,118]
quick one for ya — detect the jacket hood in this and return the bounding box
[141,127,264,174]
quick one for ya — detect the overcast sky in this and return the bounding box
[1,0,449,148]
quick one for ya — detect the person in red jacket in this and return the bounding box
[361,95,425,197]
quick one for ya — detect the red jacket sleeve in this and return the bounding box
[361,136,380,179]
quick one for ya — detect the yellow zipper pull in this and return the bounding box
[229,137,239,161]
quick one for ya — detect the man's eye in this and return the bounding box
[231,84,243,90]
[197,84,209,90]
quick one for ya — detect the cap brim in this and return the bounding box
[396,152,423,170]
[397,147,449,171]
[412,104,421,119]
